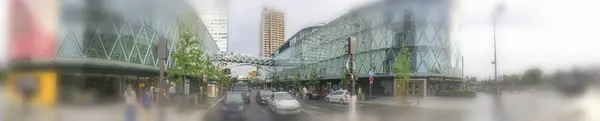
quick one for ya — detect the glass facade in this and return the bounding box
[58,0,219,68]
[270,0,462,80]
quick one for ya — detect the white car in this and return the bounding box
[325,90,351,104]
[267,92,301,115]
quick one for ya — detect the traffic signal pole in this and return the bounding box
[347,37,357,121]
[158,38,167,121]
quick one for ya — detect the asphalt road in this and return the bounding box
[203,89,319,121]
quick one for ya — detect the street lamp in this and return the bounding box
[492,2,504,83]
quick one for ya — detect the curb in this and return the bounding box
[205,97,225,111]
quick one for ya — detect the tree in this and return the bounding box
[169,22,218,96]
[169,23,206,83]
[294,72,302,90]
[522,68,543,86]
[340,70,348,89]
[393,47,412,101]
[309,69,319,87]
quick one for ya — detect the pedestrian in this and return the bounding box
[149,85,155,100]
[124,84,137,121]
[140,87,153,121]
[154,85,160,101]
[168,84,176,102]
[302,86,308,100]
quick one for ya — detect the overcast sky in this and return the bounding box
[1,0,600,79]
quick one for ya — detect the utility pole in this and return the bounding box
[346,36,357,121]
[492,2,504,95]
[158,38,167,121]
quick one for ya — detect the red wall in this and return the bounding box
[8,0,58,61]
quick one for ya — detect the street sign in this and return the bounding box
[369,71,374,83]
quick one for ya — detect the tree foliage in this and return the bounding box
[169,22,226,88]
[169,23,209,82]
[522,68,543,85]
[309,69,319,87]
[393,47,412,99]
[294,72,302,88]
[340,70,348,89]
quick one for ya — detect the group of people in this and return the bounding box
[122,83,177,121]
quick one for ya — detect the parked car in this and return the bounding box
[221,92,246,121]
[325,90,350,104]
[267,92,301,116]
[256,90,273,105]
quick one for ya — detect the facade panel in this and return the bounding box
[56,0,218,68]
[269,0,462,81]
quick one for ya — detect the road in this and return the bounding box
[203,89,319,121]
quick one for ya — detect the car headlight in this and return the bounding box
[238,106,244,111]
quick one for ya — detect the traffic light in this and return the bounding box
[347,37,357,55]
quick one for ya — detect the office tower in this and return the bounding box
[194,0,229,51]
[259,7,285,57]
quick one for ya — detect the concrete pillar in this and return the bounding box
[423,79,427,97]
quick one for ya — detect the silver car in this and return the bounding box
[267,92,301,115]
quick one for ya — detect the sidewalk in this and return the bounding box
[3,96,223,121]
[58,104,210,121]
[358,97,418,107]
[358,96,475,108]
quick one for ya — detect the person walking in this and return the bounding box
[302,86,308,100]
[140,87,153,121]
[149,85,155,101]
[168,85,176,102]
[124,84,138,121]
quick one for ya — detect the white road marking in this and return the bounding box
[252,93,271,115]
[301,109,325,116]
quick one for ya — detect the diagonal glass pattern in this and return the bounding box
[266,0,462,80]
[58,0,219,68]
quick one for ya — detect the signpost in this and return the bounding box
[347,37,358,121]
[369,71,374,100]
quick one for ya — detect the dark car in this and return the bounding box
[256,90,273,105]
[221,92,246,121]
[233,83,250,104]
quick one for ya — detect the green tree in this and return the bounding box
[294,72,302,89]
[169,22,219,97]
[169,23,207,83]
[309,69,319,87]
[340,70,348,90]
[522,68,543,86]
[393,47,412,101]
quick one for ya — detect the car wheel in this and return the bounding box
[325,97,330,102]
[339,99,344,104]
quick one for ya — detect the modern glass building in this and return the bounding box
[8,0,218,103]
[269,0,462,96]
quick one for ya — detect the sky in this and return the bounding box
[2,0,600,79]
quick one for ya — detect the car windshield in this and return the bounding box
[225,93,244,104]
[274,93,294,100]
[259,91,272,96]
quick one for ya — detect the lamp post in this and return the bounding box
[492,2,504,90]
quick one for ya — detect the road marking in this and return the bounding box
[252,93,271,115]
[301,109,325,116]
[207,97,225,111]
